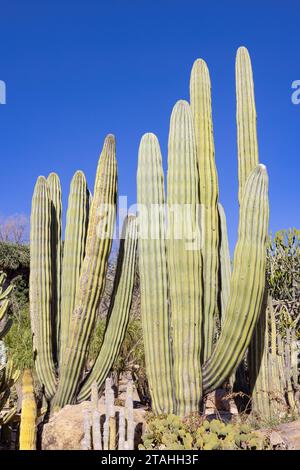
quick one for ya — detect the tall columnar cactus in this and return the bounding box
[19,369,37,450]
[218,204,231,323]
[137,134,174,414]
[167,101,203,416]
[30,135,138,408]
[60,170,89,364]
[137,47,269,415]
[190,59,219,361]
[236,46,259,204]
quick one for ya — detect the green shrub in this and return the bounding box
[140,415,269,450]
[267,229,300,332]
[4,305,33,370]
[0,242,30,312]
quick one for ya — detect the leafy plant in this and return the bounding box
[267,229,300,331]
[0,242,30,312]
[140,415,269,450]
[4,305,33,370]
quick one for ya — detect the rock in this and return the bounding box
[269,430,285,448]
[274,420,300,450]
[42,401,146,450]
[257,419,300,450]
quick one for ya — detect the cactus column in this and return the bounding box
[137,47,270,415]
[78,215,138,401]
[167,101,203,415]
[30,135,137,408]
[236,47,259,204]
[137,133,174,415]
[30,177,57,399]
[202,165,269,393]
[60,171,89,363]
[190,59,219,360]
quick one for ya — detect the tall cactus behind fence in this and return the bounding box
[137,47,269,416]
[30,135,138,408]
[82,378,135,450]
[249,297,300,421]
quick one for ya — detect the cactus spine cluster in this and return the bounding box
[30,135,137,408]
[137,47,269,416]
[19,369,37,450]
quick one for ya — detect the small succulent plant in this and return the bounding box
[140,415,269,450]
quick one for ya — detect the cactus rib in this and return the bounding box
[236,47,259,204]
[30,176,57,399]
[137,133,174,414]
[54,135,117,407]
[78,215,137,401]
[167,100,202,415]
[190,59,219,360]
[202,164,269,393]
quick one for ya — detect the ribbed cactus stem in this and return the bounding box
[167,100,202,415]
[78,216,137,401]
[91,381,101,450]
[125,380,134,450]
[54,135,117,407]
[60,171,89,363]
[118,407,125,450]
[218,204,231,322]
[82,406,92,450]
[108,386,116,450]
[19,369,37,450]
[190,59,219,360]
[137,133,174,414]
[284,328,296,410]
[236,47,259,204]
[291,330,298,390]
[30,176,57,399]
[249,293,271,419]
[103,377,111,450]
[47,173,62,359]
[202,165,269,393]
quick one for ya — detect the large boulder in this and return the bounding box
[42,401,146,450]
[257,419,300,450]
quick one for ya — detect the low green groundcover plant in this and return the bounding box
[140,414,269,450]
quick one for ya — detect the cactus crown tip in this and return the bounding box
[47,172,59,179]
[141,132,158,141]
[237,46,250,57]
[105,133,115,143]
[103,134,116,155]
[73,169,85,178]
[192,58,208,70]
[36,175,47,185]
[172,100,190,117]
[175,99,189,107]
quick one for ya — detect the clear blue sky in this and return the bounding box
[0,0,299,249]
